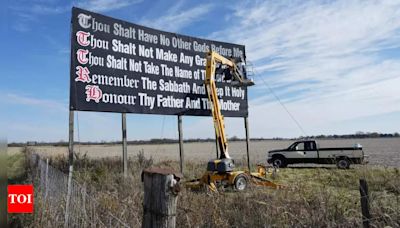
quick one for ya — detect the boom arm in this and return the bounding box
[205,51,254,160]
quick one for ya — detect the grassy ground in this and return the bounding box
[7,148,35,227]
[8,151,27,183]
[44,151,399,228]
[9,148,400,227]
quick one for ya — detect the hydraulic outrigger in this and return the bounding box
[185,51,282,192]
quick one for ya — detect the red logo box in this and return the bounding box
[8,185,34,213]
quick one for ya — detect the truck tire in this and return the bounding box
[234,174,248,191]
[271,156,288,168]
[336,157,350,169]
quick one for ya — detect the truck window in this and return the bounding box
[296,142,305,151]
[304,141,316,151]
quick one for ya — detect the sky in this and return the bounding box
[1,0,400,143]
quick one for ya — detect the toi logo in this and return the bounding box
[8,185,34,213]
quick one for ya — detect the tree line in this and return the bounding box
[8,132,399,147]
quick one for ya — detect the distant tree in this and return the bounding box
[230,136,239,141]
[370,132,379,137]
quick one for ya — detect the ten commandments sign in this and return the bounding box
[70,7,249,117]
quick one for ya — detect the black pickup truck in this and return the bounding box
[267,140,367,169]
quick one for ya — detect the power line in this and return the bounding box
[249,63,308,136]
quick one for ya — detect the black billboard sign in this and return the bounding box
[70,7,248,117]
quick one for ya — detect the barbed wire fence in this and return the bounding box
[359,182,400,227]
[29,153,132,228]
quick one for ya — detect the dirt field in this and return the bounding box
[8,138,400,167]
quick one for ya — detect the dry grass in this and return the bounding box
[43,151,400,227]
[9,141,400,227]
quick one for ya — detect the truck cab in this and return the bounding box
[267,140,366,169]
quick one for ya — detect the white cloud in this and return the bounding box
[203,0,400,137]
[220,0,400,61]
[30,5,70,14]
[8,0,142,33]
[12,23,31,32]
[5,122,67,143]
[140,3,212,32]
[6,0,400,142]
[76,0,142,12]
[4,93,66,112]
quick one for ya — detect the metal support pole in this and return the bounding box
[244,117,251,171]
[65,110,74,228]
[68,110,74,166]
[178,115,184,175]
[122,113,128,178]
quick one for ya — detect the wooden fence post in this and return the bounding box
[142,167,182,228]
[359,179,371,228]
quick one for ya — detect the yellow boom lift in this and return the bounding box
[185,51,281,192]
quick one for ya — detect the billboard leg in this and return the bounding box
[178,115,184,175]
[68,110,74,166]
[122,113,128,178]
[65,110,74,227]
[244,117,251,171]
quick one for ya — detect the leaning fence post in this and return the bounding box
[359,179,371,228]
[142,167,182,228]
